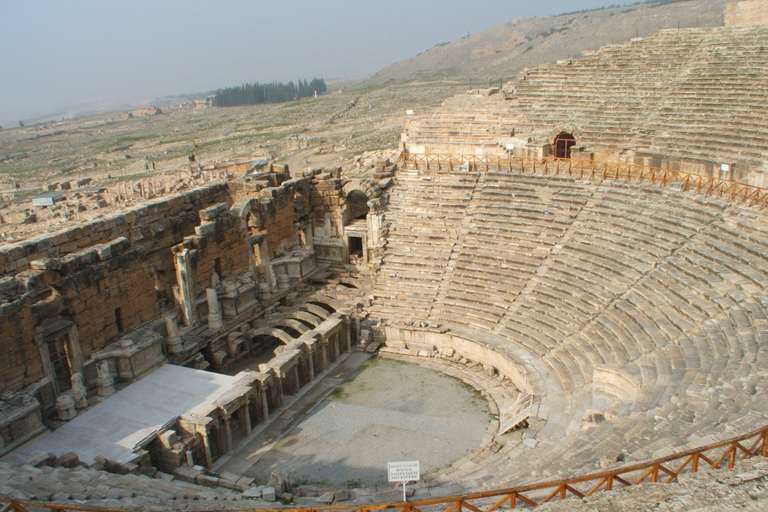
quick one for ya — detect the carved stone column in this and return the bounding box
[163,311,183,354]
[244,398,253,437]
[332,334,340,362]
[307,346,315,380]
[260,387,269,423]
[342,316,352,353]
[206,289,223,331]
[173,247,197,327]
[222,414,233,454]
[199,429,213,468]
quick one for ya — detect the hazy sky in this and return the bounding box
[1,1,614,125]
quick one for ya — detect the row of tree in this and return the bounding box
[212,78,327,107]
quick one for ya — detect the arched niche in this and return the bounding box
[554,132,576,159]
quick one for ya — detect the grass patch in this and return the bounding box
[345,478,363,488]
[159,138,192,145]
[292,476,330,487]
[115,134,159,144]
[234,122,291,132]
[328,388,349,401]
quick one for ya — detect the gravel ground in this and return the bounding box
[246,357,491,487]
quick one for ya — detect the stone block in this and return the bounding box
[242,487,262,499]
[195,222,217,236]
[26,451,50,467]
[59,452,80,468]
[335,489,352,501]
[262,486,276,502]
[218,477,237,490]
[267,469,291,493]
[157,430,178,449]
[172,466,201,483]
[196,474,219,487]
[317,491,335,504]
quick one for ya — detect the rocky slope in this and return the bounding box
[370,0,732,85]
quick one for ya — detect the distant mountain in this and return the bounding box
[369,0,732,85]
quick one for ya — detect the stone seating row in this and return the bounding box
[374,167,768,488]
[506,27,768,163]
[0,462,249,509]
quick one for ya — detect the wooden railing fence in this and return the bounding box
[399,153,768,208]
[1,424,766,512]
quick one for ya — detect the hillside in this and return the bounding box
[370,0,732,85]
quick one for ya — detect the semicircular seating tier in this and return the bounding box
[370,164,768,489]
[508,26,768,166]
[403,26,768,175]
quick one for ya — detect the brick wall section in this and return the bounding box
[60,240,160,354]
[0,184,230,277]
[0,238,161,391]
[177,204,253,299]
[0,293,43,391]
[307,168,344,220]
[0,168,344,392]
[228,175,312,257]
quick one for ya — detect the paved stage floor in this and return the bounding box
[6,364,243,465]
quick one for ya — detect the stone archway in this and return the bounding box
[345,190,370,220]
[554,132,576,159]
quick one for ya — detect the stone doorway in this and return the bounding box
[348,236,363,259]
[46,335,72,394]
[554,133,576,159]
[36,321,83,396]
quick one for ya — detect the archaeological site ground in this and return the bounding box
[3,0,768,510]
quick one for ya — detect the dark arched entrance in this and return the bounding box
[554,133,576,159]
[346,190,370,220]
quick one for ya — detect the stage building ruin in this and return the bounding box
[0,161,395,470]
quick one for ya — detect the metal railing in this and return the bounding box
[399,153,768,208]
[1,424,767,512]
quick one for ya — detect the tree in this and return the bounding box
[212,78,327,107]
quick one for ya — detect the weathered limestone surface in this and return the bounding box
[372,164,768,490]
[404,21,768,184]
[0,161,382,477]
[725,0,768,26]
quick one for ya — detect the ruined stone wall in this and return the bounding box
[0,237,161,391]
[228,177,309,258]
[724,0,768,26]
[0,169,346,393]
[0,184,230,277]
[0,296,47,391]
[306,168,344,221]
[0,184,233,392]
[174,204,253,300]
[304,169,346,262]
[262,191,300,257]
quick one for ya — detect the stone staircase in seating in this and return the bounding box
[371,162,768,489]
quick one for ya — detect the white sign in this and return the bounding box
[506,143,515,151]
[388,460,420,482]
[406,110,414,115]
